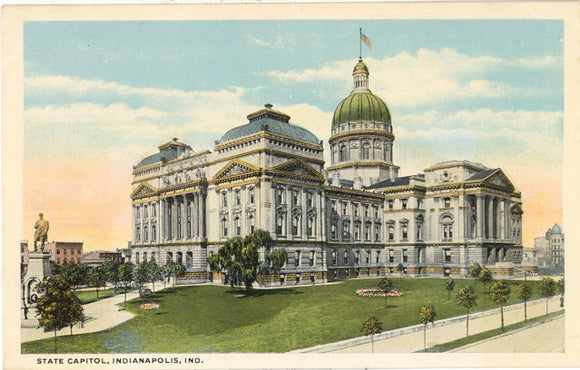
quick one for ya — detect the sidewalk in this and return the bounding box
[21,283,163,343]
[294,295,563,353]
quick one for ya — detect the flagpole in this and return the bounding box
[359,28,362,60]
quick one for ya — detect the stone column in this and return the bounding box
[504,199,510,241]
[476,194,484,240]
[487,196,494,239]
[171,197,177,241]
[201,192,207,239]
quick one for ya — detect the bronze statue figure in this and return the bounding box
[33,213,49,252]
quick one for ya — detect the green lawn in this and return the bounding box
[22,278,545,353]
[75,287,131,304]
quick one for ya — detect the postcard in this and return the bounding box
[3,2,580,369]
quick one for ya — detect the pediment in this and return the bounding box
[212,159,261,181]
[131,182,157,199]
[270,159,325,181]
[481,170,515,192]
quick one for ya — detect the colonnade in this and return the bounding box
[472,194,512,241]
[160,192,206,242]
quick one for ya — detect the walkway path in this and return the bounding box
[21,285,157,343]
[297,295,563,353]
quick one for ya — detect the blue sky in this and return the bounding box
[23,19,564,249]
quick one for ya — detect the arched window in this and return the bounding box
[276,213,286,236]
[248,214,255,234]
[292,215,300,236]
[151,252,156,262]
[361,141,371,160]
[151,224,157,242]
[307,215,316,237]
[221,216,228,237]
[234,215,241,235]
[136,226,141,242]
[143,252,147,262]
[339,144,348,162]
[144,225,149,242]
[441,215,454,241]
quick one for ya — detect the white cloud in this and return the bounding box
[264,48,561,107]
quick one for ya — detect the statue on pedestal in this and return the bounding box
[33,212,49,252]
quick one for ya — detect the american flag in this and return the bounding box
[361,33,371,49]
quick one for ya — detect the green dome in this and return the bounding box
[353,60,369,74]
[332,91,391,126]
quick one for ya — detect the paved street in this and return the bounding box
[329,295,563,353]
[452,315,564,352]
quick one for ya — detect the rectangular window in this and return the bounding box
[292,190,299,206]
[388,200,394,210]
[235,190,241,206]
[56,249,60,254]
[444,198,451,208]
[331,201,337,213]
[310,251,315,266]
[365,251,370,264]
[344,250,349,264]
[376,251,380,264]
[389,249,394,263]
[401,199,408,209]
[444,249,452,263]
[353,203,359,217]
[249,187,255,204]
[276,188,284,204]
[364,205,370,217]
[342,202,347,215]
[388,225,394,241]
[295,251,301,267]
[374,206,379,218]
[306,192,313,208]
[375,224,381,241]
[354,222,361,240]
[402,249,408,263]
[332,250,337,265]
[63,249,67,255]
[222,192,228,207]
[355,250,360,264]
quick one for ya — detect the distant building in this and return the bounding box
[43,242,84,265]
[82,250,124,267]
[534,224,564,269]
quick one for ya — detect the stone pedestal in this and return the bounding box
[21,253,52,327]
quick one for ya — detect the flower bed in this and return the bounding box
[141,303,160,310]
[356,288,402,297]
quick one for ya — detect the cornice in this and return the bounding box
[329,130,395,143]
[327,161,400,171]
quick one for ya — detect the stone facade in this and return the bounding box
[130,59,524,285]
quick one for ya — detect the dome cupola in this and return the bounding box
[332,59,391,127]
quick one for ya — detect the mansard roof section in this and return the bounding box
[466,168,516,192]
[135,138,192,169]
[218,105,321,146]
[365,174,425,190]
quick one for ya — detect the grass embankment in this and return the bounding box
[422,310,564,352]
[23,278,544,353]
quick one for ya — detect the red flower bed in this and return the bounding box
[141,303,160,310]
[356,288,402,297]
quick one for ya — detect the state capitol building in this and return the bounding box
[130,58,524,285]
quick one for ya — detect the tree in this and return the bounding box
[377,277,393,308]
[172,262,186,286]
[118,262,134,302]
[133,262,151,293]
[478,267,493,292]
[456,286,478,337]
[60,262,89,291]
[489,280,511,329]
[267,248,287,285]
[517,283,532,321]
[102,260,121,294]
[207,252,221,283]
[35,275,83,353]
[88,266,106,300]
[396,263,405,279]
[444,279,455,301]
[538,276,556,315]
[217,230,273,292]
[418,304,436,349]
[361,314,383,353]
[468,263,482,280]
[148,261,163,290]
